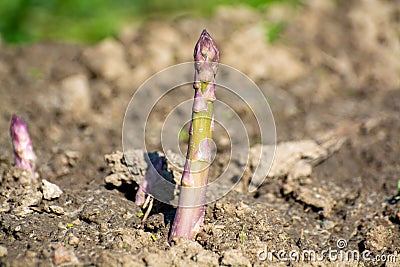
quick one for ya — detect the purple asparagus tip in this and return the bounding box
[194,29,219,63]
[193,29,219,88]
[10,114,36,173]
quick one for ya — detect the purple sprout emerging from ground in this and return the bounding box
[135,156,165,206]
[10,114,36,174]
[135,153,169,221]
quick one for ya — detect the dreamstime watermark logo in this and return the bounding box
[122,62,276,206]
[257,238,398,263]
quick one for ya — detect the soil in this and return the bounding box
[1,0,400,266]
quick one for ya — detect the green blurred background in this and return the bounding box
[0,0,301,44]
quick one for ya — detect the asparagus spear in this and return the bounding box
[169,29,219,241]
[10,114,36,174]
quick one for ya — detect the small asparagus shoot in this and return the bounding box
[135,154,168,221]
[169,29,219,241]
[10,114,36,173]
[135,156,164,206]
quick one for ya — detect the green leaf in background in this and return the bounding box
[0,0,302,44]
[266,22,286,43]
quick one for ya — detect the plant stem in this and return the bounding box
[169,29,219,241]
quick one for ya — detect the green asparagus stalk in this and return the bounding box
[169,29,219,241]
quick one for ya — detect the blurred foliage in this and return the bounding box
[0,0,301,44]
[266,22,287,43]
